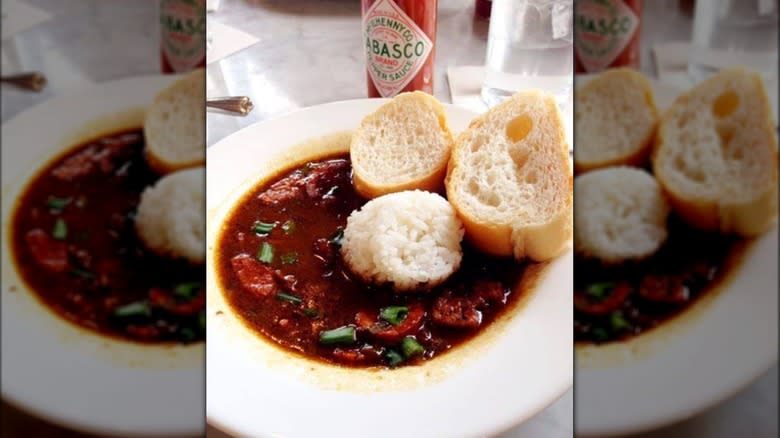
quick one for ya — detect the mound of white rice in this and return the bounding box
[341,190,464,291]
[135,166,205,264]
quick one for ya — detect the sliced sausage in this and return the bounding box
[638,274,690,304]
[574,282,632,316]
[149,287,205,316]
[256,175,304,205]
[230,254,276,297]
[25,229,70,273]
[51,143,134,181]
[125,324,161,340]
[432,294,482,329]
[303,159,350,199]
[356,303,425,343]
[470,280,507,308]
[52,147,99,180]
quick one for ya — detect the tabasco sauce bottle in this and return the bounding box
[574,0,642,73]
[159,0,207,74]
[361,0,438,98]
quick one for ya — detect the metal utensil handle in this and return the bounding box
[206,96,254,116]
[1,72,47,91]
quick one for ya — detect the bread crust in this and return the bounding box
[353,156,448,199]
[144,68,206,175]
[515,206,573,261]
[144,149,204,175]
[574,136,652,174]
[350,91,454,199]
[652,67,778,236]
[574,68,659,174]
[445,90,573,262]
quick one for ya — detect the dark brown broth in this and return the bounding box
[574,217,745,344]
[11,128,205,344]
[216,154,540,368]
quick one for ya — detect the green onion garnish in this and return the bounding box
[281,220,297,235]
[114,301,150,318]
[384,349,405,367]
[379,306,408,326]
[319,325,356,345]
[252,220,276,235]
[401,336,425,358]
[328,228,345,248]
[610,312,630,331]
[304,308,320,318]
[52,218,67,240]
[70,268,95,280]
[198,310,206,332]
[591,327,609,343]
[257,242,274,264]
[47,196,71,212]
[179,327,196,342]
[586,282,614,301]
[276,292,303,305]
[280,252,298,265]
[173,282,201,299]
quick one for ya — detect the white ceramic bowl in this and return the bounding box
[1,75,204,437]
[206,99,574,438]
[574,75,779,436]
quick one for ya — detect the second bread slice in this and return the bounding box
[652,67,778,236]
[351,91,454,199]
[446,90,573,261]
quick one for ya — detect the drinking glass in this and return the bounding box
[688,0,778,82]
[481,0,573,108]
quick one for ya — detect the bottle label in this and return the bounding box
[363,0,433,97]
[574,0,638,72]
[160,0,206,72]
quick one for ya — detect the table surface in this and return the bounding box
[1,1,776,437]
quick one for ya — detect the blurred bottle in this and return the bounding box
[574,0,642,73]
[481,0,573,108]
[159,0,207,74]
[476,0,492,19]
[361,0,438,98]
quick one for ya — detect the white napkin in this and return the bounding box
[207,21,259,64]
[652,41,778,121]
[1,0,52,40]
[447,65,489,113]
[447,65,574,150]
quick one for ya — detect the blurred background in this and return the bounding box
[3,1,204,437]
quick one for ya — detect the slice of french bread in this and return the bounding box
[652,67,778,236]
[575,68,659,173]
[350,91,454,199]
[144,68,206,174]
[446,90,573,262]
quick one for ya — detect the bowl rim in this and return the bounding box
[1,74,204,438]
